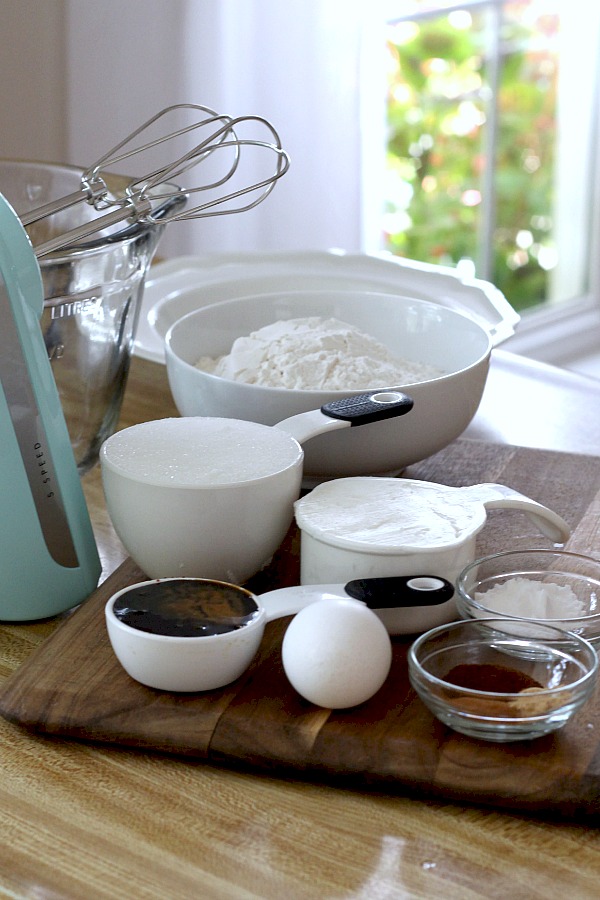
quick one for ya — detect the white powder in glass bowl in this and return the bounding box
[195,316,444,390]
[475,577,588,618]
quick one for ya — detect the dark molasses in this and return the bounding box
[113,579,260,637]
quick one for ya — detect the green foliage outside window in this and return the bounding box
[385,5,558,312]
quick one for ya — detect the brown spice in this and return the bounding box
[440,663,563,718]
[443,663,542,693]
[510,686,565,716]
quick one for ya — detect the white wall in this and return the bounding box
[0,0,68,161]
[0,0,376,259]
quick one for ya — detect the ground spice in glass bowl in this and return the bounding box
[443,662,541,692]
[439,661,564,719]
[408,619,598,741]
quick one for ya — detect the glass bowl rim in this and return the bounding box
[456,548,600,624]
[408,616,599,699]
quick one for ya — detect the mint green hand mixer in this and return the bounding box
[0,193,102,619]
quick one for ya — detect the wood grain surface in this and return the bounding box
[3,437,600,820]
[1,356,600,898]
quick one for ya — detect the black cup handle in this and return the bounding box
[344,575,455,608]
[321,391,413,426]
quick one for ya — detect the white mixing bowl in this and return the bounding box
[165,289,493,479]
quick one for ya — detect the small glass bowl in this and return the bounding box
[408,618,598,741]
[456,549,600,645]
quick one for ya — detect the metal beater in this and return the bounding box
[19,103,290,257]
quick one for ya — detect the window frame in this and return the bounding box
[381,0,600,368]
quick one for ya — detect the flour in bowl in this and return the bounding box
[195,316,444,390]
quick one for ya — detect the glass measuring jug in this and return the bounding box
[0,159,182,473]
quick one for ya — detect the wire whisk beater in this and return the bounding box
[20,104,290,257]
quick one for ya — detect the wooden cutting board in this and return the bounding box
[2,437,600,820]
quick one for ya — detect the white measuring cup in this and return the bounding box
[100,391,413,583]
[294,478,571,587]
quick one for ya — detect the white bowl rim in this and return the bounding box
[136,249,520,365]
[164,287,493,396]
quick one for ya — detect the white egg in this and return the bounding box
[281,598,392,709]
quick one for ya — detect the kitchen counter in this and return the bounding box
[0,351,599,898]
[468,348,600,456]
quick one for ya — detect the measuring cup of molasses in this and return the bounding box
[106,575,339,692]
[106,577,267,692]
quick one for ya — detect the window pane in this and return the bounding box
[495,3,558,311]
[384,1,591,315]
[385,9,488,273]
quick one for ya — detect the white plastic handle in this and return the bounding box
[273,391,413,445]
[465,483,570,544]
[260,585,350,622]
